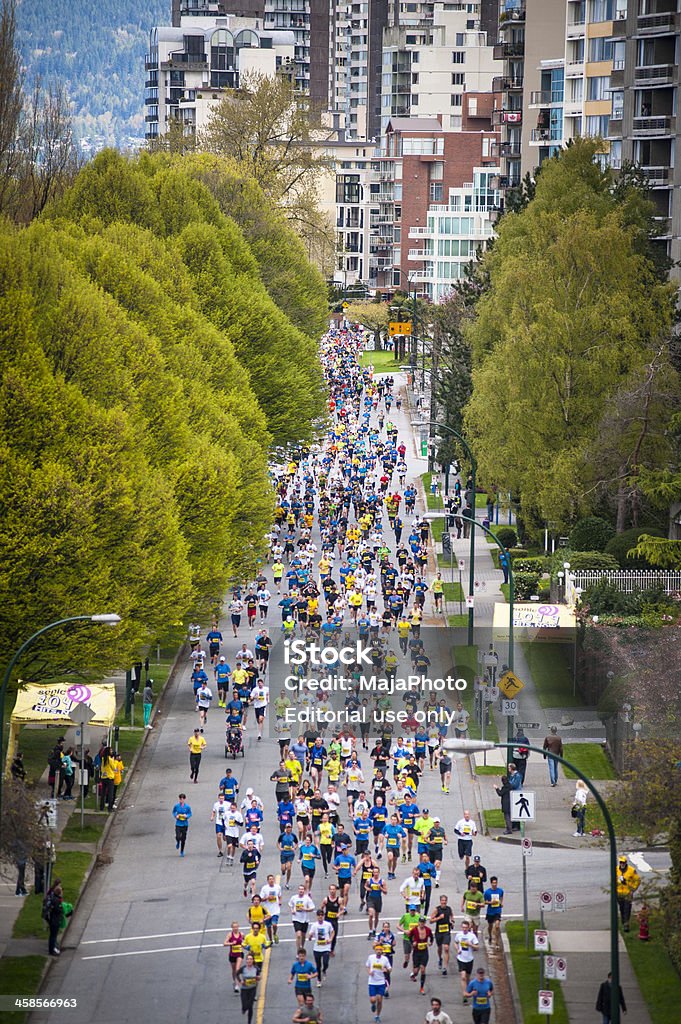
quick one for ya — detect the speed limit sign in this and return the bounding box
[538,991,554,1015]
[502,699,518,715]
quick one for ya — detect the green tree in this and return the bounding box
[344,301,390,347]
[464,141,675,528]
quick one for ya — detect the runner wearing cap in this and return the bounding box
[215,656,231,707]
[466,965,493,1022]
[366,941,392,1023]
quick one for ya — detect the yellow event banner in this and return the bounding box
[10,682,116,726]
[388,321,412,336]
[493,602,576,643]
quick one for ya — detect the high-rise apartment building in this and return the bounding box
[380,1,498,135]
[609,0,680,269]
[144,12,295,140]
[327,0,388,140]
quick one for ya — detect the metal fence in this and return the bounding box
[568,569,681,597]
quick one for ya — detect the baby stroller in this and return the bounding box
[225,726,244,759]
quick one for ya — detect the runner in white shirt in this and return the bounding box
[240,789,264,813]
[307,909,335,986]
[453,921,479,1001]
[323,787,341,823]
[240,827,265,854]
[340,735,355,760]
[224,804,244,864]
[366,945,392,1022]
[424,998,453,1024]
[454,812,478,869]
[250,682,270,741]
[260,874,282,943]
[210,795,229,856]
[195,682,213,727]
[257,588,272,623]
[400,870,426,912]
[344,762,365,815]
[288,885,316,952]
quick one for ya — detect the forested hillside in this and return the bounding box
[16,0,166,148]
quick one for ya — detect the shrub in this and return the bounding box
[604,526,665,568]
[513,571,541,600]
[512,557,548,573]
[584,580,677,619]
[496,527,517,549]
[538,579,551,600]
[507,548,529,561]
[566,551,620,571]
[568,516,615,552]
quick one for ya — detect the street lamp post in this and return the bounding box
[444,738,622,1024]
[0,613,122,833]
[459,514,515,744]
[413,420,477,647]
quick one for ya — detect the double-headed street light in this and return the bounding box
[445,737,622,1024]
[0,613,122,832]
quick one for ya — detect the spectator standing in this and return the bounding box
[513,726,530,783]
[494,776,513,835]
[616,856,640,932]
[572,779,588,838]
[142,681,154,729]
[542,726,563,787]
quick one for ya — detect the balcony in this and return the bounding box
[492,75,524,92]
[529,90,564,107]
[637,11,679,33]
[499,6,526,26]
[409,269,433,281]
[491,141,522,158]
[369,215,394,227]
[633,115,675,135]
[369,257,393,269]
[407,248,432,259]
[162,54,208,70]
[144,55,158,71]
[491,109,523,126]
[493,42,524,60]
[566,18,586,38]
[634,64,675,85]
[530,129,563,144]
[642,165,671,185]
[408,226,433,238]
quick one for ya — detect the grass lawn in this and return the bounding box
[475,764,505,775]
[443,582,464,603]
[359,349,400,374]
[483,808,506,828]
[452,645,499,742]
[486,523,516,543]
[622,909,681,1020]
[13,851,91,939]
[522,641,583,709]
[475,493,490,509]
[506,921,569,1024]
[14,726,67,785]
[60,815,106,844]
[500,583,510,602]
[447,614,469,628]
[562,743,615,781]
[431,517,445,543]
[0,955,46,1023]
[420,473,444,510]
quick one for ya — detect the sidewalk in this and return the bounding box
[401,379,653,1024]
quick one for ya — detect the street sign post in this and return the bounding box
[540,891,554,913]
[538,991,554,1015]
[545,955,556,979]
[502,698,518,716]
[465,595,474,608]
[554,891,567,913]
[498,670,525,698]
[71,701,96,831]
[555,957,567,981]
[511,790,535,822]
[521,837,533,857]
[483,685,499,702]
[534,929,550,952]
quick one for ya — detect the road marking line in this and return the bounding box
[81,931,382,961]
[81,918,373,945]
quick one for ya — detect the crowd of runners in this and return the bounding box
[171,326,502,1024]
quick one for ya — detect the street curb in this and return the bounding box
[501,928,523,1024]
[33,641,186,980]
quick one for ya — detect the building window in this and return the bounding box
[589,37,613,62]
[452,51,465,64]
[452,73,465,85]
[456,33,464,45]
[430,161,444,180]
[411,94,418,105]
[587,76,610,101]
[450,114,462,129]
[589,0,614,22]
[468,96,477,116]
[585,114,609,137]
[451,94,462,106]
[430,183,443,202]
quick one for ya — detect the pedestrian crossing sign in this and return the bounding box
[498,670,525,697]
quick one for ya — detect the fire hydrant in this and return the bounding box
[637,903,650,941]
